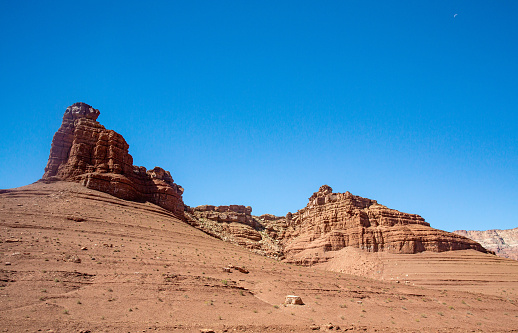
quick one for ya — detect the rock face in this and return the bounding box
[42,102,184,217]
[185,185,489,263]
[454,228,518,260]
[280,186,488,264]
[191,205,255,226]
[185,205,284,258]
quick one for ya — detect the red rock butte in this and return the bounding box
[42,102,185,217]
[280,185,489,264]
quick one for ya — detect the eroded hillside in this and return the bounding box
[1,181,518,332]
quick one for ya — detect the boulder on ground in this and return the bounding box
[285,295,304,305]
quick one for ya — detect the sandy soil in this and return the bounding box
[1,181,517,332]
[315,247,518,297]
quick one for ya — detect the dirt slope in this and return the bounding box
[1,182,518,332]
[315,247,518,297]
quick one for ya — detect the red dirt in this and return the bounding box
[1,181,518,332]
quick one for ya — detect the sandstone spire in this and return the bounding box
[42,102,185,217]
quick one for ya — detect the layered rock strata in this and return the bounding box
[185,205,284,258]
[454,228,518,260]
[42,102,184,217]
[185,185,489,263]
[280,185,489,264]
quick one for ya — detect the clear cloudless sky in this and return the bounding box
[0,1,517,232]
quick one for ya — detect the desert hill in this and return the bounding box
[2,181,518,332]
[454,228,518,261]
[1,102,518,331]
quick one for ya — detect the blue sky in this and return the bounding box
[1,1,517,232]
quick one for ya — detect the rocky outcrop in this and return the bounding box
[191,205,256,227]
[280,186,488,264]
[185,185,488,263]
[42,102,184,217]
[184,205,284,258]
[454,228,518,260]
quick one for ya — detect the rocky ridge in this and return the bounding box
[42,102,185,217]
[454,228,518,260]
[186,185,489,262]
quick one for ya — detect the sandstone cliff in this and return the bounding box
[280,185,488,264]
[42,102,184,217]
[185,185,489,262]
[454,228,518,260]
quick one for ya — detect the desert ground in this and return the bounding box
[1,181,518,332]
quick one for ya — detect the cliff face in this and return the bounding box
[42,102,185,217]
[454,228,518,260]
[185,185,489,262]
[279,185,488,264]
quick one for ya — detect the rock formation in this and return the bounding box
[185,205,284,258]
[185,185,489,263]
[454,228,518,260]
[42,102,184,217]
[280,185,489,264]
[39,104,489,263]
